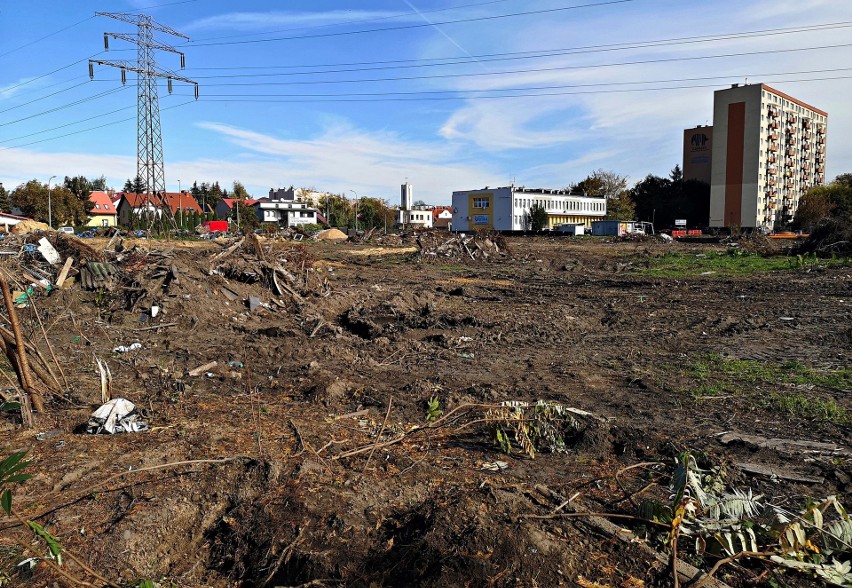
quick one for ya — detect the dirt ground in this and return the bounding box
[0,234,849,587]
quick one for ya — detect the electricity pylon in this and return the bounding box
[89,12,198,231]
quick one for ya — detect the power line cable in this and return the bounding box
[0,16,95,60]
[0,101,193,152]
[184,20,852,73]
[168,66,852,99]
[170,74,852,103]
[139,41,852,87]
[0,80,92,115]
[189,0,520,43]
[183,0,637,47]
[0,104,136,144]
[0,53,105,94]
[0,86,128,127]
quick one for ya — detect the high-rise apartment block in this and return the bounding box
[707,84,827,229]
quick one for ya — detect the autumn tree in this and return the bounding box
[793,176,852,230]
[793,188,835,231]
[574,169,629,199]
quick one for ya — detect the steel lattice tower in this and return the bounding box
[89,12,198,229]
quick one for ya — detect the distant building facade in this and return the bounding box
[87,191,118,227]
[451,186,606,231]
[258,188,317,226]
[683,126,713,184]
[709,83,827,229]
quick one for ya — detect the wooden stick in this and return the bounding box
[0,277,42,412]
[55,257,74,288]
[363,396,393,473]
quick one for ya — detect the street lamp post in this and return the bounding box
[47,175,56,229]
[350,189,358,233]
[177,179,182,228]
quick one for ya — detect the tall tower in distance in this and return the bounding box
[709,83,827,230]
[400,181,413,226]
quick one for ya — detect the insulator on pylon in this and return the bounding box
[104,34,109,50]
[167,78,173,94]
[121,68,127,85]
[180,54,185,69]
[89,63,94,79]
[194,84,199,100]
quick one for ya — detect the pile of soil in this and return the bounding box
[10,220,49,234]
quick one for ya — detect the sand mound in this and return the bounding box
[10,219,49,234]
[315,228,348,241]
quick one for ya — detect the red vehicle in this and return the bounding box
[202,220,229,233]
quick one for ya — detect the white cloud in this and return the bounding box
[195,121,502,201]
[0,78,36,101]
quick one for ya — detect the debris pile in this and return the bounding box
[795,218,852,257]
[415,231,508,262]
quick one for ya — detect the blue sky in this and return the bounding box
[1,0,850,203]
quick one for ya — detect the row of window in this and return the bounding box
[514,197,605,213]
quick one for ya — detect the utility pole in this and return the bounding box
[47,175,56,229]
[89,12,198,234]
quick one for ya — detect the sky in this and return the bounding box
[0,0,850,204]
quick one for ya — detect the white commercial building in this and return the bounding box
[709,83,827,229]
[451,186,606,231]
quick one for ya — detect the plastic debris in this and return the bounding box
[113,342,142,353]
[481,461,509,471]
[85,398,149,434]
[38,237,61,264]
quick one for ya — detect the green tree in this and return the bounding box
[91,175,108,191]
[123,175,145,194]
[794,179,852,229]
[12,180,91,226]
[527,202,549,231]
[605,192,636,221]
[232,200,260,233]
[319,193,354,228]
[630,167,709,227]
[0,183,10,213]
[232,181,250,200]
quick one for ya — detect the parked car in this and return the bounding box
[59,226,75,234]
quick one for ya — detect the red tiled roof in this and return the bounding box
[432,206,452,220]
[221,198,260,209]
[116,192,159,208]
[161,191,203,214]
[88,191,117,215]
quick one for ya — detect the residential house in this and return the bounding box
[162,191,203,217]
[432,206,453,230]
[114,193,161,226]
[87,191,118,228]
[258,188,318,226]
[216,198,260,221]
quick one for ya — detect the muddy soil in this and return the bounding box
[0,235,849,587]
